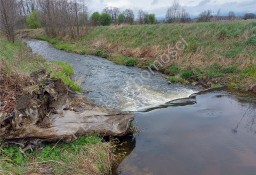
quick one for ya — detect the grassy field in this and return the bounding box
[27,20,256,91]
[0,35,114,175]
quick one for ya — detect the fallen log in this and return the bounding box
[0,71,134,143]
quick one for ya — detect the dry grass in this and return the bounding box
[22,143,115,175]
[17,20,256,90]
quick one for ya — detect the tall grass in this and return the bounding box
[24,20,256,90]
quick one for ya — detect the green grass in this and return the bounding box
[243,66,256,79]
[109,56,137,66]
[28,20,256,90]
[96,50,108,58]
[168,76,186,84]
[0,136,112,174]
[125,58,137,66]
[0,36,82,92]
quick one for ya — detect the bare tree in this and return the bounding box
[124,9,134,24]
[180,8,190,23]
[0,0,18,43]
[244,13,256,20]
[215,9,221,21]
[38,0,87,38]
[198,10,212,22]
[228,11,236,20]
[103,7,120,24]
[166,0,190,23]
[138,10,146,24]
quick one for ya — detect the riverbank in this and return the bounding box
[18,20,256,93]
[0,36,133,174]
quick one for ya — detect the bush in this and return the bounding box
[125,58,137,66]
[167,65,180,75]
[118,13,125,25]
[91,12,101,25]
[144,14,156,24]
[26,11,41,29]
[100,13,112,26]
[246,35,256,46]
[96,50,108,58]
[168,76,185,83]
[222,66,240,74]
[181,68,195,79]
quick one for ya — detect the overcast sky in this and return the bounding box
[86,0,256,18]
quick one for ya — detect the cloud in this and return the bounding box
[197,0,211,6]
[151,0,158,5]
[86,0,256,18]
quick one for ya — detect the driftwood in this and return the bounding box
[0,71,134,144]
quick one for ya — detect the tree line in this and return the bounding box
[91,8,157,26]
[0,0,255,43]
[0,0,88,42]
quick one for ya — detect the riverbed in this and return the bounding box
[26,40,256,175]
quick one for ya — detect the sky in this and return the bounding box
[86,0,256,18]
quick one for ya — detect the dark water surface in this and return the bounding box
[117,91,256,175]
[25,40,256,175]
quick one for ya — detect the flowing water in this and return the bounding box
[26,40,256,175]
[25,40,196,111]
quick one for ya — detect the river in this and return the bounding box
[26,40,256,175]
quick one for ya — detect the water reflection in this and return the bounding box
[117,91,256,175]
[233,104,256,134]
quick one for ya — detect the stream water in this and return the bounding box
[26,40,256,175]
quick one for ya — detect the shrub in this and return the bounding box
[125,58,137,66]
[205,64,223,78]
[26,11,41,29]
[181,68,195,79]
[144,14,156,24]
[91,12,101,26]
[100,13,112,26]
[246,35,256,46]
[168,76,185,83]
[96,50,108,58]
[118,13,125,24]
[222,66,240,74]
[167,65,180,75]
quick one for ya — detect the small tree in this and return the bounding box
[148,14,156,24]
[144,14,156,24]
[166,1,190,23]
[244,13,256,20]
[100,13,112,26]
[198,10,212,22]
[0,0,18,43]
[138,10,146,24]
[103,7,120,24]
[118,13,125,25]
[91,12,101,26]
[26,11,41,29]
[124,9,134,25]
